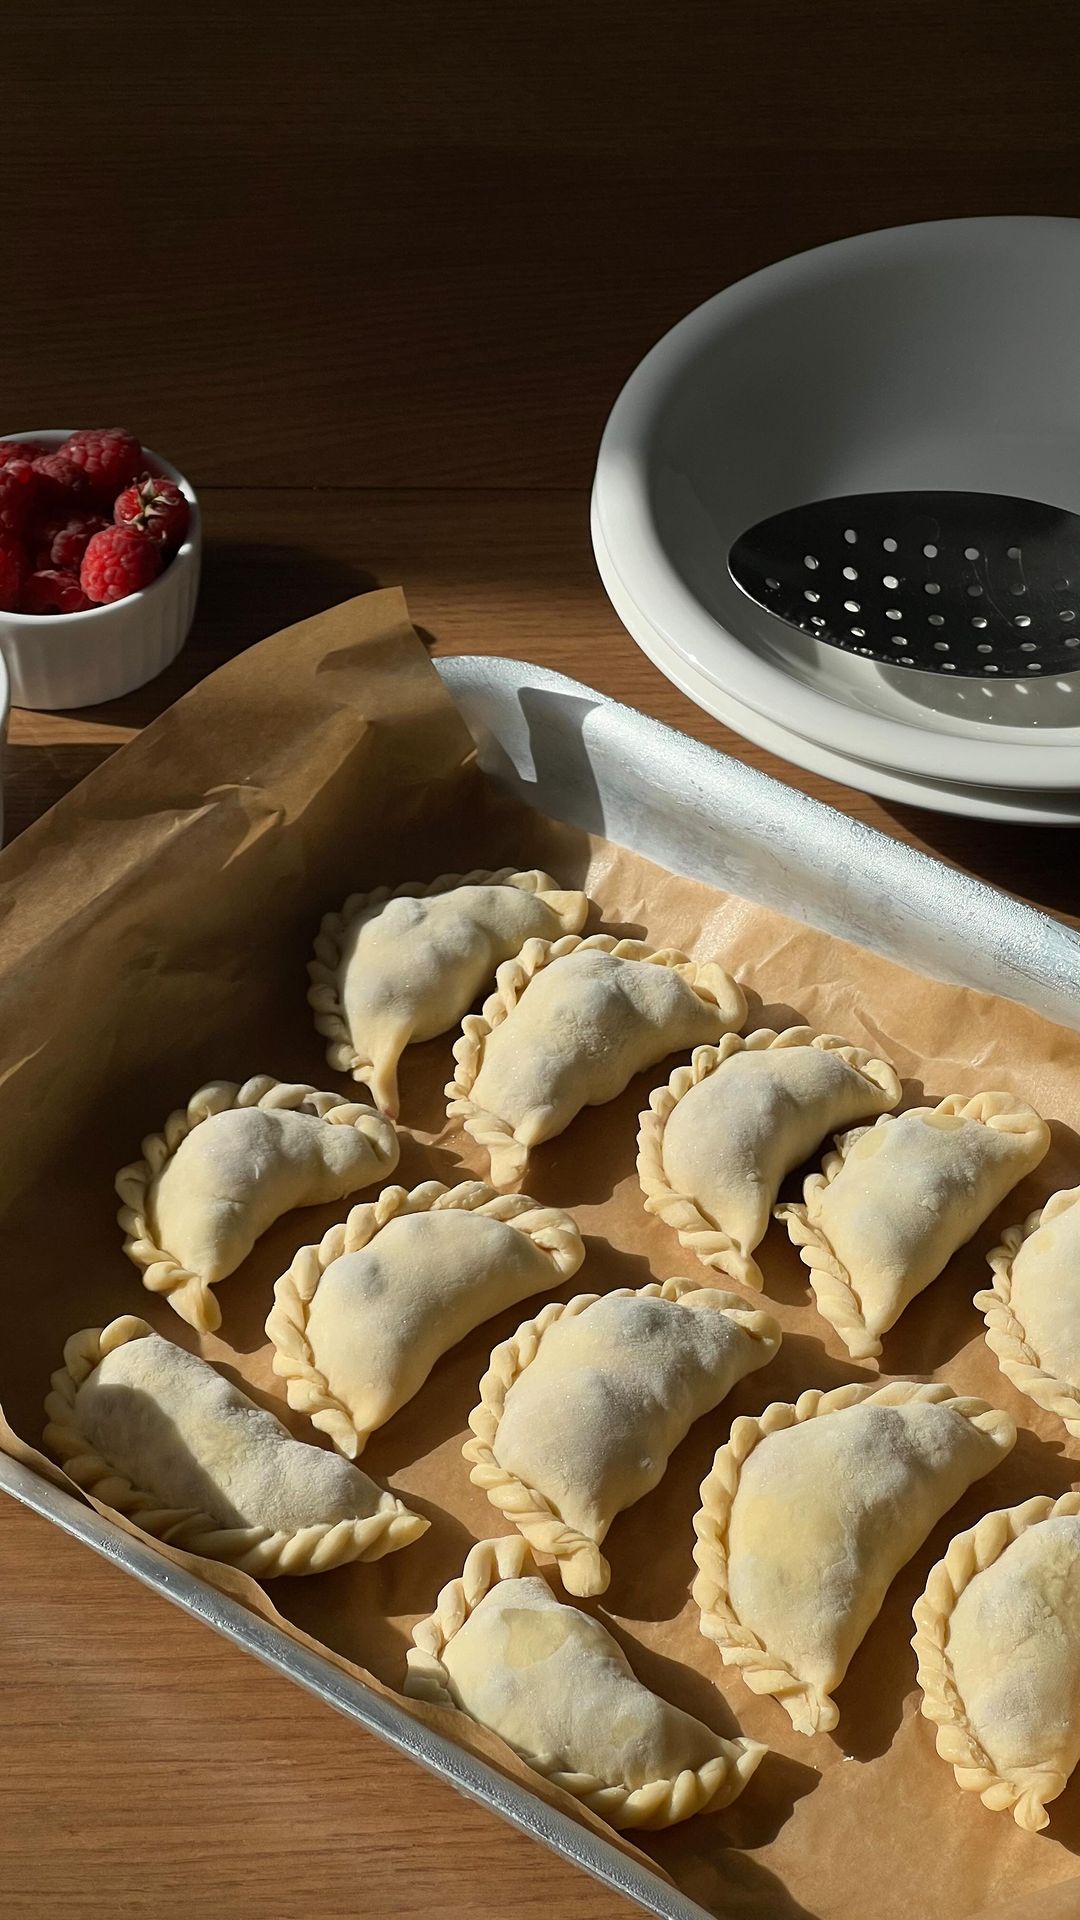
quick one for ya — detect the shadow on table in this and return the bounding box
[3,739,121,841]
[183,537,380,672]
[1,541,381,833]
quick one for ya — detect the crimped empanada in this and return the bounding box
[308,868,589,1115]
[44,1316,425,1575]
[638,1029,900,1288]
[978,1188,1080,1438]
[406,1536,766,1829]
[266,1180,584,1458]
[778,1093,1050,1359]
[914,1493,1080,1831]
[466,1277,780,1594]
[446,934,745,1186]
[116,1076,399,1333]
[693,1379,1015,1734]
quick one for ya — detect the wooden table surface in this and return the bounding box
[5,7,1080,1917]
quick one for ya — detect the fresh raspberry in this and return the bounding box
[33,512,109,572]
[0,462,37,534]
[63,428,142,501]
[31,452,95,510]
[80,525,161,603]
[20,568,94,615]
[0,537,27,611]
[114,474,189,551]
[0,438,47,466]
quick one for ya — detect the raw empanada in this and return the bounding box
[266,1180,584,1457]
[116,1076,399,1334]
[638,1029,901,1288]
[308,868,589,1116]
[43,1315,426,1575]
[977,1188,1080,1438]
[777,1093,1050,1360]
[693,1379,1015,1734]
[446,934,746,1186]
[914,1492,1080,1831]
[465,1277,781,1595]
[406,1536,765,1828]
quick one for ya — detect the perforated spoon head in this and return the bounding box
[728,492,1080,678]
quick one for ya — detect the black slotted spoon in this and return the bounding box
[728,491,1080,678]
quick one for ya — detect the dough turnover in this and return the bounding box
[638,1029,900,1288]
[406,1537,765,1828]
[693,1379,1015,1734]
[914,1493,1080,1831]
[43,1316,425,1575]
[466,1277,780,1593]
[116,1076,400,1333]
[447,934,746,1186]
[267,1180,584,1457]
[978,1187,1080,1439]
[778,1093,1050,1359]
[308,868,589,1115]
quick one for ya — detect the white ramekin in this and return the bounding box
[0,430,201,711]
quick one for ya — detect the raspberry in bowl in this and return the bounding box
[0,429,200,710]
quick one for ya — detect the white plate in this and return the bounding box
[593,215,1080,790]
[593,502,1080,825]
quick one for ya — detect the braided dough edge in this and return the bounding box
[692,1378,1015,1735]
[775,1121,877,1360]
[637,1028,900,1289]
[446,933,747,1187]
[115,1075,399,1334]
[465,1275,780,1595]
[42,1315,426,1576]
[307,868,589,1105]
[405,1536,765,1829]
[912,1491,1080,1829]
[266,1179,585,1457]
[977,1188,1080,1439]
[778,1093,1051,1363]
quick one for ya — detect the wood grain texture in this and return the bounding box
[5,4,1080,1915]
[0,1499,634,1920]
[6,2,1080,490]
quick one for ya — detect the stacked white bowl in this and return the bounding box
[591,216,1080,823]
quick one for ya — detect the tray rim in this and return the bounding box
[440,651,1080,1030]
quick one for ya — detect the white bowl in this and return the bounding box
[593,498,1080,827]
[592,216,1080,791]
[0,430,201,711]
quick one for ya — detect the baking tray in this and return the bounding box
[4,652,1080,1920]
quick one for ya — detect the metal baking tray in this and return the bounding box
[5,653,1080,1920]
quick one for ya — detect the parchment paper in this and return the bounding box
[3,588,1080,1920]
